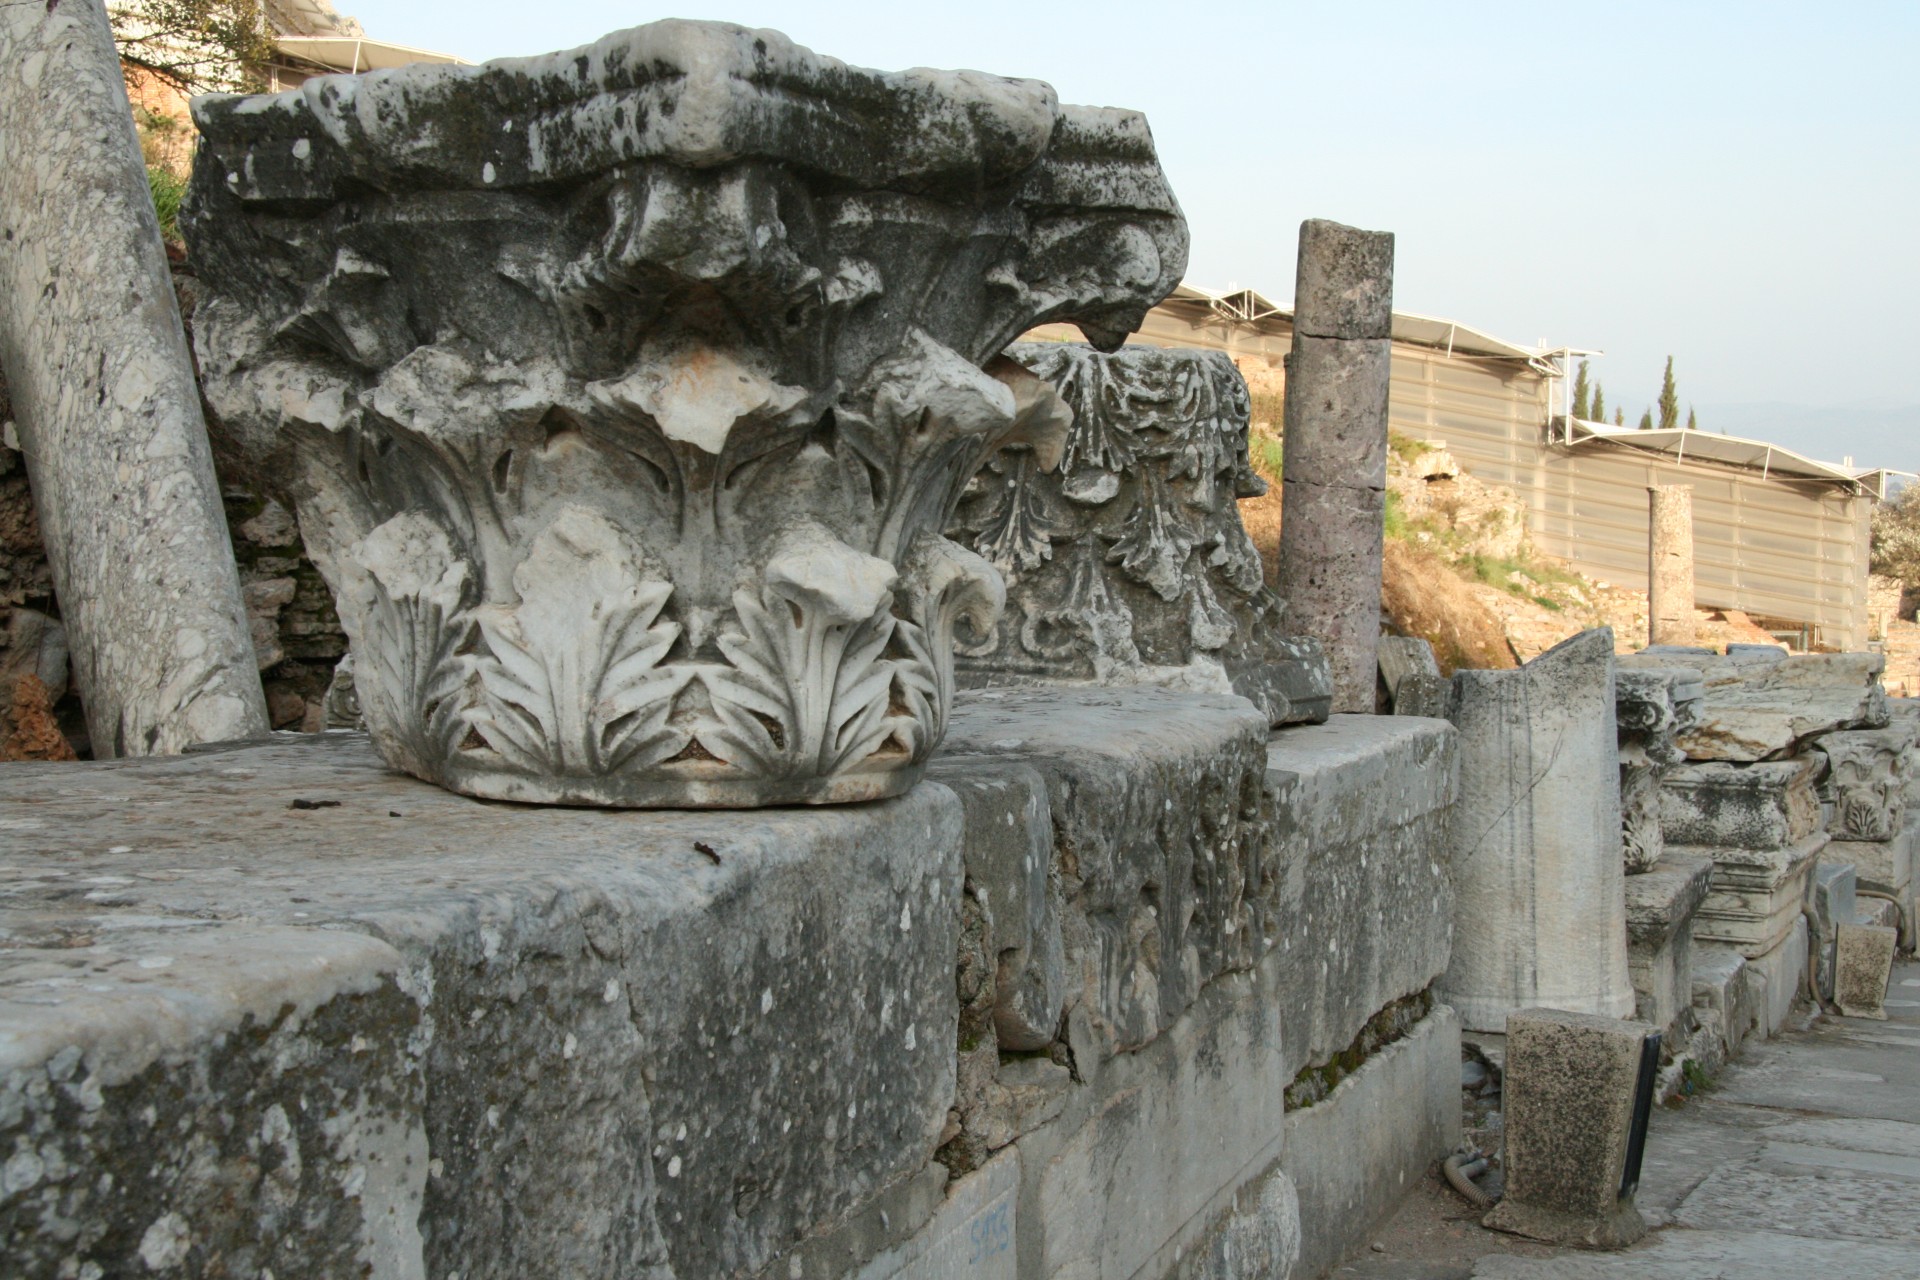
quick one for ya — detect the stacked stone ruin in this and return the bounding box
[1,20,1462,1280]
[1621,647,1904,1058]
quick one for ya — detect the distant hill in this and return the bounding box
[1693,401,1920,474]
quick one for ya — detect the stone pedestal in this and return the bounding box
[1625,854,1714,1044]
[183,19,1187,808]
[1484,1008,1657,1250]
[949,343,1331,726]
[1277,218,1394,714]
[1834,924,1897,1019]
[1682,831,1826,957]
[1440,629,1635,1031]
[1647,485,1694,647]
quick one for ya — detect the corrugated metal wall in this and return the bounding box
[1025,314,1873,649]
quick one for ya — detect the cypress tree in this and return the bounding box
[1614,407,1625,426]
[1686,405,1697,431]
[1657,356,1680,430]
[1638,408,1655,431]
[1591,385,1607,424]
[1571,360,1591,419]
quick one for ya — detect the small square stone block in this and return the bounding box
[1834,924,1897,1020]
[1484,1007,1657,1249]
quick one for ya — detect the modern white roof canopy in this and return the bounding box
[1158,283,1546,364]
[1556,419,1887,494]
[272,36,466,74]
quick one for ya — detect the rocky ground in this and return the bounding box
[1331,959,1920,1278]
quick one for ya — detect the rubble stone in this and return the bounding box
[185,18,1187,807]
[949,343,1330,726]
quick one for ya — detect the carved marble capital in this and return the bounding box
[1617,666,1702,873]
[947,343,1329,725]
[184,20,1187,806]
[1816,726,1914,843]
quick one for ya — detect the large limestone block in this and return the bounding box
[184,19,1187,808]
[1831,826,1917,948]
[1680,830,1826,956]
[1281,1005,1461,1280]
[1624,854,1713,1039]
[1815,725,1915,842]
[1264,714,1458,1076]
[942,686,1272,1056]
[1441,629,1635,1031]
[1620,649,1889,761]
[1484,1009,1658,1250]
[1659,756,1820,850]
[1029,968,1292,1280]
[950,343,1331,727]
[0,734,963,1280]
[925,757,1065,1051]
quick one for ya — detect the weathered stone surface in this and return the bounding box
[927,757,1065,1053]
[1812,861,1857,1000]
[1028,970,1290,1280]
[1717,914,1810,1038]
[1441,629,1635,1031]
[941,687,1271,1059]
[1484,1008,1656,1250]
[855,1150,1019,1280]
[1620,649,1889,762]
[1293,217,1395,342]
[1646,485,1694,647]
[949,343,1330,726]
[0,0,270,755]
[1815,724,1915,842]
[1660,756,1820,850]
[1834,924,1897,1019]
[1281,1005,1461,1280]
[1472,1230,1920,1279]
[1265,715,1457,1076]
[1624,854,1713,1039]
[186,19,1187,808]
[1279,219,1394,713]
[0,733,963,1279]
[1691,947,1757,1065]
[1616,666,1701,873]
[1378,633,1439,706]
[1833,827,1918,949]
[1165,1163,1302,1280]
[1393,669,1453,719]
[1681,829,1826,956]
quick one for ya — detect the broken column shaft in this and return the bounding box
[1647,484,1694,647]
[0,1,268,755]
[1278,219,1394,713]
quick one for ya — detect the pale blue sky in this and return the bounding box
[341,1,1920,467]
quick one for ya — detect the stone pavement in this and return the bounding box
[1334,960,1920,1279]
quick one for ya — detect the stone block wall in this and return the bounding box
[1,690,1461,1280]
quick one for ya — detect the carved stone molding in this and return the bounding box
[947,343,1330,725]
[184,20,1187,806]
[1816,726,1915,843]
[1617,666,1702,874]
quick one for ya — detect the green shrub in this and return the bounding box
[147,166,187,246]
